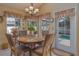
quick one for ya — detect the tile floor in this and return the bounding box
[0,48,73,56]
[0,49,56,56]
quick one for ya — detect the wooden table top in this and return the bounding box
[17,36,45,44]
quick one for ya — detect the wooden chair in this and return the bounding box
[32,34,54,56]
[12,32,18,45]
[6,33,30,56]
[19,30,27,36]
[11,28,18,45]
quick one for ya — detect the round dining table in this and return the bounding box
[17,36,45,56]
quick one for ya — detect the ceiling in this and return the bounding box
[0,3,43,12]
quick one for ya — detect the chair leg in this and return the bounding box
[50,51,51,56]
[23,52,26,56]
[29,50,32,56]
[50,47,52,56]
[11,52,12,56]
[21,51,25,56]
[10,50,12,56]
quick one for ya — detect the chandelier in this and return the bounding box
[25,3,39,15]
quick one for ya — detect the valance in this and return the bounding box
[4,11,25,19]
[55,8,75,19]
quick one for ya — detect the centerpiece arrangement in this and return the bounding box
[27,21,37,36]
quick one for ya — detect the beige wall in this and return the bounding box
[39,4,54,15]
[40,3,76,16]
[0,16,6,46]
[76,3,79,55]
[0,5,25,16]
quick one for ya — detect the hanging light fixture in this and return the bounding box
[25,3,39,15]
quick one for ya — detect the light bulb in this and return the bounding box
[33,10,36,14]
[29,6,34,10]
[35,9,39,12]
[25,8,29,12]
[29,11,32,14]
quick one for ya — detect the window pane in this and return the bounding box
[7,17,15,34]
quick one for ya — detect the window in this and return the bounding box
[7,17,15,34]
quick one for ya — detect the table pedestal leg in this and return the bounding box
[29,50,32,56]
